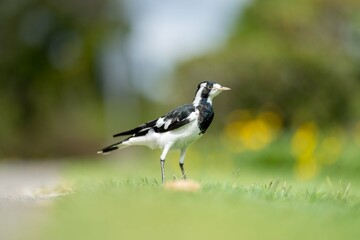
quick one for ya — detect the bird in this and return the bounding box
[97,81,231,183]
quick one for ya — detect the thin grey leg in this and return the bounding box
[160,159,165,183]
[160,145,172,183]
[179,148,187,179]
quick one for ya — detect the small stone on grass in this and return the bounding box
[164,179,201,192]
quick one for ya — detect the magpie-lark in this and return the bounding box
[98,81,230,183]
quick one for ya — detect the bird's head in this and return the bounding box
[193,81,231,105]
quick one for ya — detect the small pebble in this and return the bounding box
[164,179,201,192]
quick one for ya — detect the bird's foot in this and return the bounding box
[172,173,187,181]
[182,172,187,180]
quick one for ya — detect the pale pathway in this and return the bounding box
[0,162,64,240]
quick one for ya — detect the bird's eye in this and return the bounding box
[207,85,212,90]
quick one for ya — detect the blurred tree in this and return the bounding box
[0,0,128,158]
[174,0,360,127]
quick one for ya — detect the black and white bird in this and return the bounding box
[97,81,230,183]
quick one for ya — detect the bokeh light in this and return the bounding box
[223,109,282,152]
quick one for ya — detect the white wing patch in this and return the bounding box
[156,117,165,128]
[158,118,179,130]
[164,119,172,129]
[156,117,175,130]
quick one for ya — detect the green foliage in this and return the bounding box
[175,0,360,127]
[0,0,128,157]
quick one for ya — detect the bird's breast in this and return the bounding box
[160,119,202,150]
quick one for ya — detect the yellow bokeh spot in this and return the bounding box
[223,109,282,152]
[292,122,320,180]
[291,121,318,158]
[239,119,272,150]
[295,156,319,180]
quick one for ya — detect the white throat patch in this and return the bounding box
[192,83,207,106]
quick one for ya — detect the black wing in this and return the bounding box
[154,104,196,133]
[112,104,196,137]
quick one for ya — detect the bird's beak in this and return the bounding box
[217,86,231,91]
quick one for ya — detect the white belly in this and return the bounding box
[161,120,202,150]
[122,120,203,150]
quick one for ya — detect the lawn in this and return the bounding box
[25,139,360,240]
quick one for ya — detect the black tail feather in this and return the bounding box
[97,141,123,154]
[113,119,157,137]
[113,129,137,138]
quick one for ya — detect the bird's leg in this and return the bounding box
[179,163,186,180]
[179,148,187,180]
[160,145,172,184]
[160,159,165,183]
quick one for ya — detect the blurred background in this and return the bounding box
[1,0,360,179]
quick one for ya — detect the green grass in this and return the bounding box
[26,152,360,240]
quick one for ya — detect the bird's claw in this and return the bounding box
[172,173,187,181]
